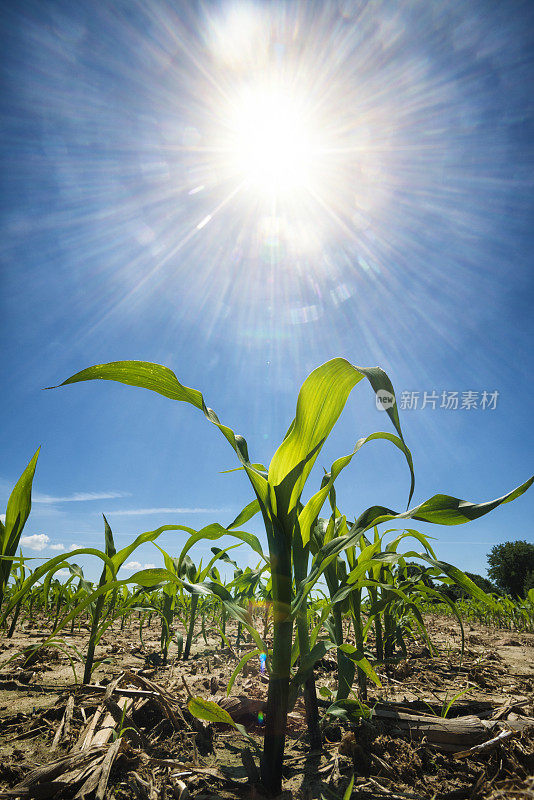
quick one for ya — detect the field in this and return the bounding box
[2,361,533,799]
[1,609,533,800]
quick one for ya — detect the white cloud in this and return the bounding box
[0,514,5,524]
[49,543,66,551]
[123,561,156,571]
[34,490,131,504]
[19,533,50,551]
[55,569,70,577]
[105,507,228,516]
[69,543,81,551]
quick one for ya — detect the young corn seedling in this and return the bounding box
[50,357,416,793]
[1,514,201,682]
[152,541,245,660]
[6,554,33,638]
[51,357,532,795]
[0,449,40,613]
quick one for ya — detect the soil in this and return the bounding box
[0,613,533,800]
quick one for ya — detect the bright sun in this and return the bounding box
[225,83,320,198]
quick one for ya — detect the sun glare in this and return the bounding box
[193,2,392,268]
[227,84,319,197]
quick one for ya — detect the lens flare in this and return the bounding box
[222,82,321,198]
[10,0,531,374]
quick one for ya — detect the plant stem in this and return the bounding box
[296,613,321,749]
[183,593,198,660]
[292,530,321,749]
[261,545,292,796]
[84,592,105,684]
[7,600,22,638]
[350,590,367,700]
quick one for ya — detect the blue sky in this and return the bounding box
[1,0,533,585]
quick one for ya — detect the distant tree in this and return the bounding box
[487,540,534,598]
[523,570,534,595]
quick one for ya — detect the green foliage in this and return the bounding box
[50,356,533,796]
[440,571,500,601]
[487,540,534,598]
[0,449,40,609]
[424,590,534,633]
[187,697,259,753]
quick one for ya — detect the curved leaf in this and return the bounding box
[3,448,40,552]
[268,359,413,514]
[227,648,261,696]
[52,361,269,504]
[227,499,261,530]
[299,432,415,546]
[175,523,266,573]
[338,643,381,687]
[296,477,534,606]
[187,697,260,753]
[188,696,236,726]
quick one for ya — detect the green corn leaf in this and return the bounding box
[199,544,243,580]
[175,523,266,572]
[296,477,534,606]
[324,698,372,724]
[52,361,269,505]
[269,440,325,525]
[385,529,437,559]
[210,546,240,569]
[187,697,260,753]
[111,524,195,574]
[299,432,414,546]
[289,640,335,695]
[202,581,268,653]
[129,567,211,593]
[53,361,203,406]
[351,476,534,534]
[227,499,261,529]
[268,359,413,517]
[416,557,497,606]
[3,448,40,554]
[343,774,355,800]
[442,687,472,719]
[309,604,333,649]
[103,515,117,559]
[1,450,41,605]
[188,696,236,726]
[227,648,261,696]
[338,643,381,687]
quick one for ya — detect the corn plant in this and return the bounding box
[50,357,532,795]
[0,449,40,612]
[1,514,201,681]
[152,541,245,660]
[5,553,33,637]
[430,588,534,634]
[51,358,417,792]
